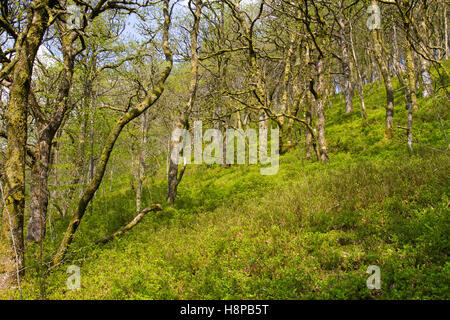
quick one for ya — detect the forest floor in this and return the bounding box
[10,65,450,300]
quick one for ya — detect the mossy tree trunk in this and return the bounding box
[418,20,433,98]
[338,9,354,115]
[167,119,187,207]
[0,0,54,291]
[279,29,297,154]
[313,58,329,163]
[166,0,202,206]
[348,19,367,121]
[404,36,418,152]
[27,26,78,243]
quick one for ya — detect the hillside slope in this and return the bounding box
[17,67,450,300]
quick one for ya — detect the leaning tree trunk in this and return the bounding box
[95,205,162,244]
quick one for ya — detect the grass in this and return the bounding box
[5,62,450,300]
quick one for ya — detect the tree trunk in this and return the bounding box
[392,22,406,87]
[311,59,329,163]
[0,75,27,290]
[0,0,51,291]
[167,119,186,207]
[420,56,433,98]
[279,31,296,154]
[372,25,394,139]
[349,19,367,121]
[445,6,449,59]
[166,0,202,205]
[135,112,149,213]
[419,20,433,98]
[305,97,313,160]
[338,11,354,114]
[405,44,418,151]
[27,129,51,242]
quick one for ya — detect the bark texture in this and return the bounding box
[0,0,54,291]
[372,24,394,139]
[166,0,202,206]
[27,29,78,242]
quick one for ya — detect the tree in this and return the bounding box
[52,0,173,266]
[370,0,395,139]
[0,0,59,291]
[167,0,203,206]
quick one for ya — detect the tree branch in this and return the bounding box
[95,205,163,244]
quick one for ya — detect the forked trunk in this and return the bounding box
[27,129,51,242]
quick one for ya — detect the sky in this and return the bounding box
[37,0,261,69]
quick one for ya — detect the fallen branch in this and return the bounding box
[397,126,410,131]
[325,203,340,214]
[99,105,127,113]
[95,204,163,244]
